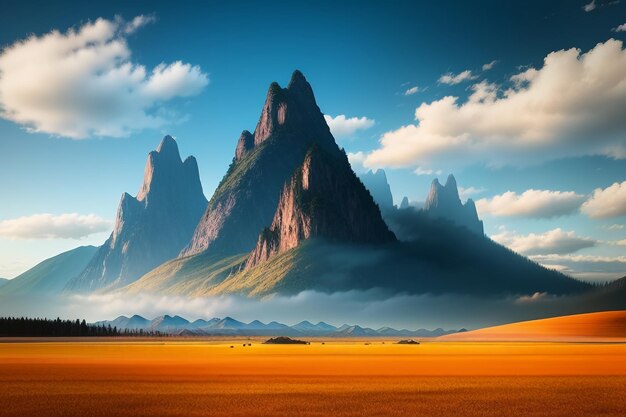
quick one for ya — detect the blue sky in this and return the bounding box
[0,0,625,280]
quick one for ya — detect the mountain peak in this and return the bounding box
[423,174,483,235]
[183,71,340,257]
[445,174,457,189]
[156,135,181,159]
[288,69,306,86]
[359,169,394,211]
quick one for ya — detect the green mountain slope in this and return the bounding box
[120,251,247,296]
[0,246,97,296]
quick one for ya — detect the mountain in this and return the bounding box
[97,315,150,330]
[149,315,190,332]
[424,174,483,235]
[183,70,344,257]
[65,136,208,292]
[246,146,395,268]
[359,169,394,212]
[0,278,8,288]
[331,325,378,337]
[0,246,97,296]
[399,196,410,210]
[292,320,338,333]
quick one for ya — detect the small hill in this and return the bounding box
[439,310,626,342]
[0,278,8,288]
[0,246,97,296]
[263,336,309,345]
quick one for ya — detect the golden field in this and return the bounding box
[1,338,625,417]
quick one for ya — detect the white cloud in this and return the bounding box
[404,86,421,95]
[0,16,208,139]
[324,114,375,138]
[123,14,156,34]
[482,60,498,71]
[581,181,626,218]
[0,213,112,239]
[365,39,626,170]
[491,228,596,256]
[438,70,476,85]
[605,224,624,231]
[413,167,442,176]
[458,186,487,200]
[617,239,626,246]
[613,23,626,32]
[347,151,367,173]
[583,0,596,11]
[476,189,585,218]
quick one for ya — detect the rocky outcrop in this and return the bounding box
[423,174,484,235]
[65,136,208,292]
[235,130,254,161]
[183,70,343,257]
[359,169,394,212]
[246,146,396,269]
[399,196,410,209]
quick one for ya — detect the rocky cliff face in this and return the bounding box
[246,146,396,269]
[359,169,394,212]
[65,136,208,292]
[423,174,484,235]
[182,70,343,257]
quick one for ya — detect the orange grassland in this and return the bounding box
[1,339,626,417]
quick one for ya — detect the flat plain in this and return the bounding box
[1,339,625,417]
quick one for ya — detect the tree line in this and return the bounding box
[0,317,163,337]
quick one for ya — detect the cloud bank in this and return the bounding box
[476,189,585,218]
[0,213,112,239]
[0,16,209,139]
[365,39,626,170]
[324,114,375,138]
[491,228,596,256]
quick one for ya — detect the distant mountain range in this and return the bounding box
[95,314,464,337]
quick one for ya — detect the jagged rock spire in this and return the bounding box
[66,135,208,292]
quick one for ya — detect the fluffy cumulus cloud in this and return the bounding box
[0,213,112,239]
[0,16,209,139]
[365,39,626,170]
[324,114,375,138]
[492,228,596,256]
[476,189,585,218]
[581,181,626,218]
[438,70,476,85]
